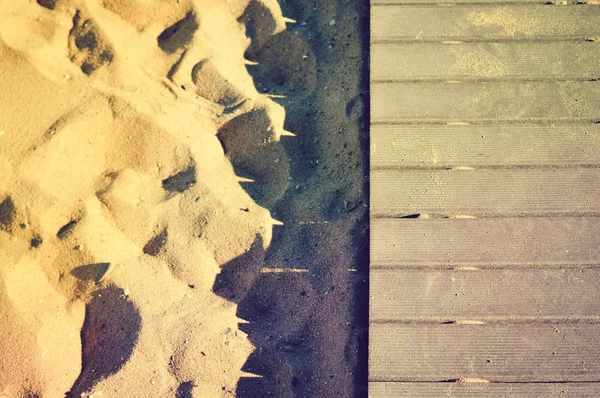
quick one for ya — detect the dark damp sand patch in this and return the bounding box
[143,228,169,256]
[157,12,199,54]
[214,235,266,302]
[239,0,278,58]
[162,165,197,193]
[37,0,56,10]
[246,31,317,98]
[67,286,142,397]
[217,108,290,208]
[30,234,43,249]
[176,381,196,398]
[233,0,369,396]
[71,263,111,284]
[57,219,77,239]
[0,195,16,231]
[68,11,114,75]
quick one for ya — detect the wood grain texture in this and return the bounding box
[370,324,600,381]
[369,2,600,394]
[372,5,600,42]
[371,124,600,168]
[372,81,600,123]
[369,382,600,397]
[371,168,600,217]
[372,0,558,3]
[371,269,600,321]
[371,217,600,268]
[372,42,600,81]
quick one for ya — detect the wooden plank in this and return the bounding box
[369,324,600,381]
[371,217,600,268]
[372,0,559,3]
[371,124,600,168]
[369,382,600,397]
[371,81,600,123]
[372,5,600,42]
[371,269,600,322]
[371,168,600,217]
[372,42,600,81]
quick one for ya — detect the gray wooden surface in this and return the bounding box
[371,324,600,382]
[372,6,600,42]
[372,82,600,123]
[370,1,600,395]
[372,169,600,216]
[371,124,600,167]
[371,269,600,322]
[370,382,600,397]
[371,217,600,268]
[372,42,600,81]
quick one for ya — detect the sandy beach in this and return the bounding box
[0,0,367,397]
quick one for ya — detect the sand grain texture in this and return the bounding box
[0,0,348,396]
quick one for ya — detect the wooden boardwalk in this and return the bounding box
[369,2,600,396]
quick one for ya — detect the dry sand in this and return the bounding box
[0,0,367,397]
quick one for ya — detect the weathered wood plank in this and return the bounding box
[370,324,600,381]
[371,217,600,268]
[369,3,600,397]
[372,5,600,42]
[371,269,600,321]
[372,82,600,123]
[371,124,600,168]
[369,382,600,397]
[372,42,600,81]
[371,168,600,217]
[372,0,559,3]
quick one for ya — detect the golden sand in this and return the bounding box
[0,0,303,396]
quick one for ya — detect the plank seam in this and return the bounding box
[370,164,600,171]
[371,2,597,6]
[370,120,600,126]
[370,263,600,270]
[371,120,600,125]
[369,266,600,271]
[371,212,600,219]
[368,379,600,383]
[371,38,600,44]
[370,318,600,324]
[371,78,600,84]
[371,38,600,45]
[371,80,600,85]
[372,379,600,384]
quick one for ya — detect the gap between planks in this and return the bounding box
[372,1,599,5]
[368,381,600,398]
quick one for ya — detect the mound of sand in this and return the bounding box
[0,0,313,396]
